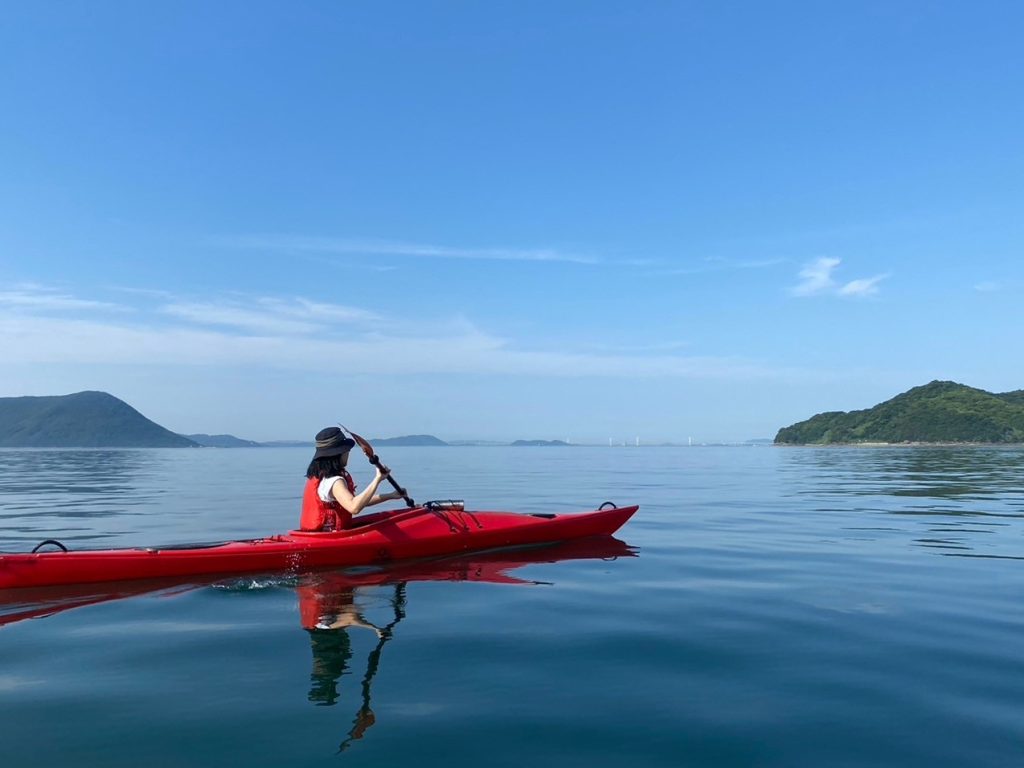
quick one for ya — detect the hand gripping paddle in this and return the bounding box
[340,425,416,508]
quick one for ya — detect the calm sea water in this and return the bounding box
[2,445,1024,767]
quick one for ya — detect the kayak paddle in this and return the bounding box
[340,425,416,508]
[338,582,407,753]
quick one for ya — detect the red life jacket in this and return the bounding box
[300,473,356,532]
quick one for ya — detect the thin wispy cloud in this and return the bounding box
[0,284,811,381]
[791,257,841,296]
[837,275,886,297]
[267,297,379,323]
[974,281,1002,292]
[0,315,805,379]
[580,340,692,354]
[790,257,888,298]
[217,235,600,265]
[162,297,380,335]
[0,285,124,312]
[4,285,382,336]
[161,302,315,335]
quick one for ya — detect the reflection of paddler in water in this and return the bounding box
[297,574,408,751]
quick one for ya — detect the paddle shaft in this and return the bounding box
[366,451,416,508]
[341,425,416,507]
[338,582,407,753]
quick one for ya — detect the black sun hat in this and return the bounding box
[312,427,355,458]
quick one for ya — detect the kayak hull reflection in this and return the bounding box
[0,504,637,589]
[0,535,637,628]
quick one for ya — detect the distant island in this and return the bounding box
[0,391,197,448]
[0,390,468,448]
[0,390,781,449]
[369,435,448,446]
[185,433,262,448]
[775,381,1024,445]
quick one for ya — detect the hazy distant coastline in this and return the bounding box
[20,384,1022,451]
[5,391,763,448]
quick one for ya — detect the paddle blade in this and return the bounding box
[339,424,375,459]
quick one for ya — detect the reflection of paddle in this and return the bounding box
[338,582,408,753]
[340,425,416,508]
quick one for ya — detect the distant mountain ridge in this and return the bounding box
[186,433,262,448]
[369,435,448,446]
[0,391,197,448]
[775,381,1024,445]
[176,433,451,448]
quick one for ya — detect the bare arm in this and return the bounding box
[319,610,384,637]
[365,488,407,507]
[330,468,388,516]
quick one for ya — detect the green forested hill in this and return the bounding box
[0,391,198,448]
[995,390,1024,407]
[775,381,1024,445]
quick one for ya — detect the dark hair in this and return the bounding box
[306,454,346,479]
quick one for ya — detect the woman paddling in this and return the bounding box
[301,427,407,532]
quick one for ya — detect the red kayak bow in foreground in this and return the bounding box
[0,503,638,590]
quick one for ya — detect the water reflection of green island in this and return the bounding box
[776,380,1024,445]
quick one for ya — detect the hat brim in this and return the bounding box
[312,439,355,459]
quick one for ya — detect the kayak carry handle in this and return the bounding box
[598,502,618,510]
[32,539,69,554]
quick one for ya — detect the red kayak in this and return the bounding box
[0,502,637,590]
[0,535,636,628]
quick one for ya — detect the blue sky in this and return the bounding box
[1,1,1022,442]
